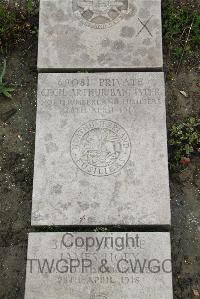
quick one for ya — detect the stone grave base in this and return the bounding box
[25,232,173,299]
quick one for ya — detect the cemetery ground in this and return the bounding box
[0,0,199,298]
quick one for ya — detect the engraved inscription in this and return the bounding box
[39,76,162,115]
[72,0,129,29]
[70,119,131,176]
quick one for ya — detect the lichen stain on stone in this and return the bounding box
[43,1,55,12]
[143,38,151,46]
[79,53,94,64]
[101,38,111,48]
[51,9,69,22]
[138,8,150,19]
[123,55,132,62]
[124,3,137,20]
[112,40,125,51]
[97,53,112,65]
[52,25,84,51]
[135,47,148,57]
[120,26,135,38]
[131,59,141,66]
[52,184,63,195]
[87,217,96,223]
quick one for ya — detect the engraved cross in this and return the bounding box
[137,16,153,37]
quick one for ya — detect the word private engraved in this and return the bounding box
[72,0,129,29]
[70,119,131,176]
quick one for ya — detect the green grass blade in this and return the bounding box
[0,60,6,84]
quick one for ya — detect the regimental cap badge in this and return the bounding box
[73,0,129,29]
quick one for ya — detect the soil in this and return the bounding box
[0,2,199,299]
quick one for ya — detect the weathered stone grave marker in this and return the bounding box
[25,232,173,299]
[25,0,174,297]
[38,0,163,70]
[31,72,170,226]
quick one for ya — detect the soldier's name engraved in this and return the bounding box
[40,87,160,98]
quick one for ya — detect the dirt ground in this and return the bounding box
[0,2,200,299]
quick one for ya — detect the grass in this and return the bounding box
[168,117,200,170]
[0,60,14,99]
[162,0,200,68]
[0,1,39,100]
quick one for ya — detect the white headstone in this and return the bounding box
[38,0,163,70]
[25,232,173,299]
[32,72,170,226]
